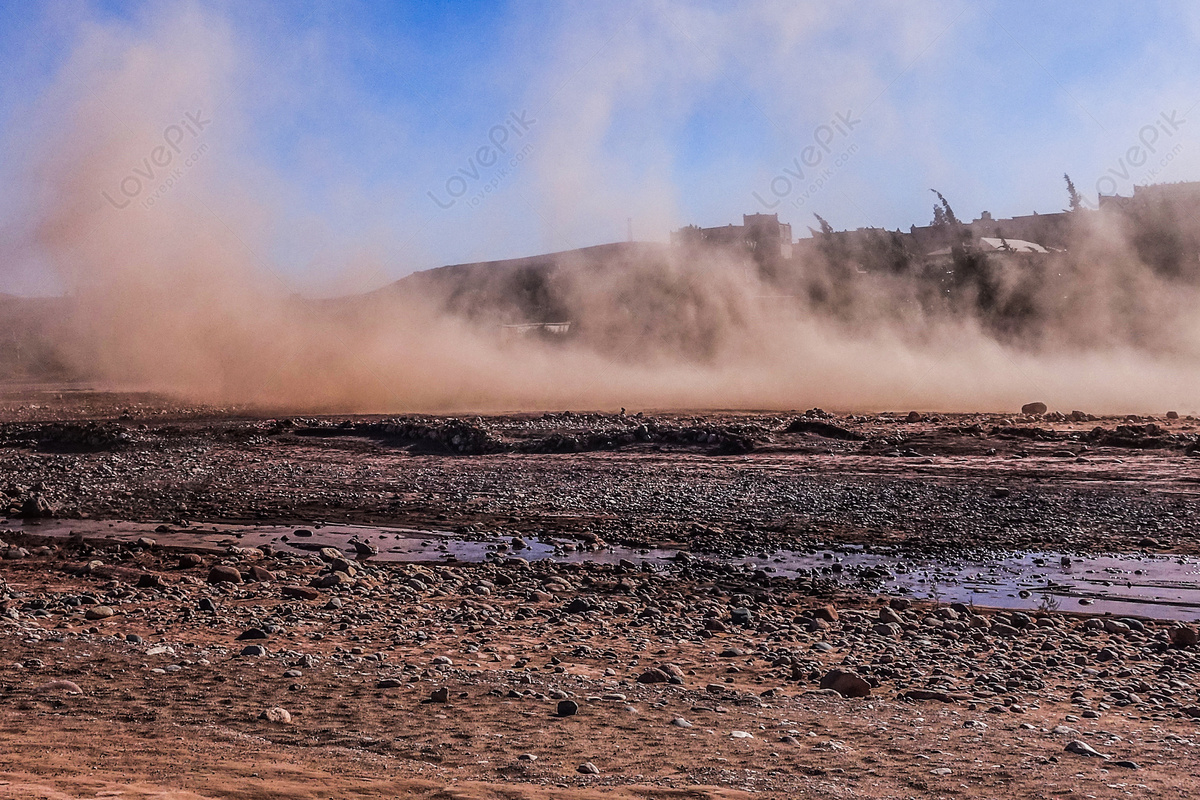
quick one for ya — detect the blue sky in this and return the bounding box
[3,0,1200,293]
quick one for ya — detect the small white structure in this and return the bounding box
[976,237,1049,253]
[500,321,572,340]
[927,237,1051,258]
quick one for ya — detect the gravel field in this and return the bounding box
[0,389,1199,798]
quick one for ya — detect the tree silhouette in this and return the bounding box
[1063,173,1083,211]
[931,189,961,226]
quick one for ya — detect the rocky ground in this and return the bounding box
[0,388,1199,798]
[0,390,1198,557]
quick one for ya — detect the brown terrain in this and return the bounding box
[0,387,1199,799]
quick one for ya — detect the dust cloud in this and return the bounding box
[6,5,1200,415]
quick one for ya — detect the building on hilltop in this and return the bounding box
[671,213,793,260]
[667,180,1200,281]
[1098,181,1200,280]
[1099,181,1200,214]
[907,209,1071,255]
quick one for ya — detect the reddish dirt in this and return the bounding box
[0,388,1198,798]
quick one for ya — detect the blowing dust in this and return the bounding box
[7,7,1200,415]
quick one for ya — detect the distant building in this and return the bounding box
[672,213,793,259]
[1098,181,1200,279]
[667,180,1200,278]
[1099,180,1200,212]
[908,210,1071,254]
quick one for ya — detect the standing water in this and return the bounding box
[5,519,1200,622]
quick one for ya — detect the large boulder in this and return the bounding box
[281,585,320,600]
[819,668,872,698]
[812,604,839,623]
[637,668,670,684]
[1170,626,1199,647]
[207,565,243,585]
[248,565,276,582]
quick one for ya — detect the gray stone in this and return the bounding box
[1064,740,1106,758]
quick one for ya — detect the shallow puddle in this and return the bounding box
[6,518,1200,622]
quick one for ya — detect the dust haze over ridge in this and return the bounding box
[4,2,1200,414]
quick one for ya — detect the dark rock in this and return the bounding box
[659,663,686,684]
[177,553,204,569]
[785,419,866,441]
[565,597,594,614]
[19,495,56,519]
[819,669,871,698]
[248,565,275,582]
[236,628,268,641]
[281,585,321,601]
[349,537,378,558]
[207,565,243,585]
[136,572,166,589]
[812,605,839,623]
[1170,626,1199,647]
[557,699,579,717]
[901,689,957,703]
[637,668,670,684]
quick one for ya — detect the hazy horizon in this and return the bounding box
[3,1,1200,414]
